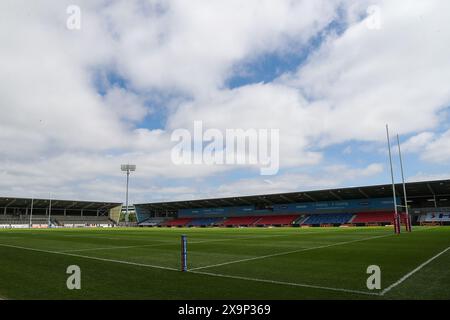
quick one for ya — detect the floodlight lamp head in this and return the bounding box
[121,164,136,172]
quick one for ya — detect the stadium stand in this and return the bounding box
[419,212,450,225]
[302,213,353,226]
[293,215,309,225]
[187,217,225,227]
[162,218,193,227]
[351,211,409,226]
[351,211,395,225]
[221,216,262,227]
[0,215,49,225]
[0,198,121,228]
[138,217,169,227]
[254,215,299,226]
[136,212,411,228]
[54,215,113,226]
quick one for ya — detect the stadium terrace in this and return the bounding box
[1,179,449,229]
[0,198,120,228]
[134,179,450,228]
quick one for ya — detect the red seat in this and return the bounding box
[163,218,192,226]
[221,216,261,226]
[352,212,407,224]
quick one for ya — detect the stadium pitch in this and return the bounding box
[0,226,449,300]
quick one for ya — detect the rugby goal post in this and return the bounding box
[386,125,401,234]
[181,235,187,272]
[386,125,412,234]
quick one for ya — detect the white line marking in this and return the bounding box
[0,243,178,272]
[0,227,434,255]
[189,228,370,243]
[58,233,320,253]
[4,229,440,298]
[190,270,380,297]
[189,233,393,271]
[58,242,180,253]
[380,246,450,296]
[189,228,436,271]
[0,242,379,297]
[42,228,365,253]
[59,235,177,242]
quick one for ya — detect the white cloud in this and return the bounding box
[401,132,435,153]
[102,87,150,122]
[399,130,450,163]
[407,172,450,183]
[215,163,384,197]
[168,83,326,169]
[1,0,449,202]
[418,130,450,163]
[102,0,343,96]
[284,0,450,145]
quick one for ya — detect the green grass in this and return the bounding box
[0,226,449,300]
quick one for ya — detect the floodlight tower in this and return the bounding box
[121,164,136,224]
[48,194,52,228]
[29,197,34,228]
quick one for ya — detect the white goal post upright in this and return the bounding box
[181,235,187,272]
[397,134,412,232]
[386,125,401,234]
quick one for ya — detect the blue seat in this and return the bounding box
[303,213,353,225]
[188,217,223,226]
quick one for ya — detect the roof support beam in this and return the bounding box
[258,197,273,205]
[5,199,16,209]
[303,193,317,202]
[358,188,370,199]
[65,202,79,210]
[236,198,253,206]
[329,191,343,201]
[220,199,235,206]
[201,200,216,207]
[279,195,293,203]
[50,201,60,208]
[97,204,114,211]
[170,203,187,209]
[427,183,436,196]
[82,202,97,209]
[32,200,44,208]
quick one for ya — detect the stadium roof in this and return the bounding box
[0,197,121,210]
[135,179,450,211]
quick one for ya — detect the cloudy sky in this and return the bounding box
[1,0,450,204]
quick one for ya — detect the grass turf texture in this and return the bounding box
[0,226,449,300]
